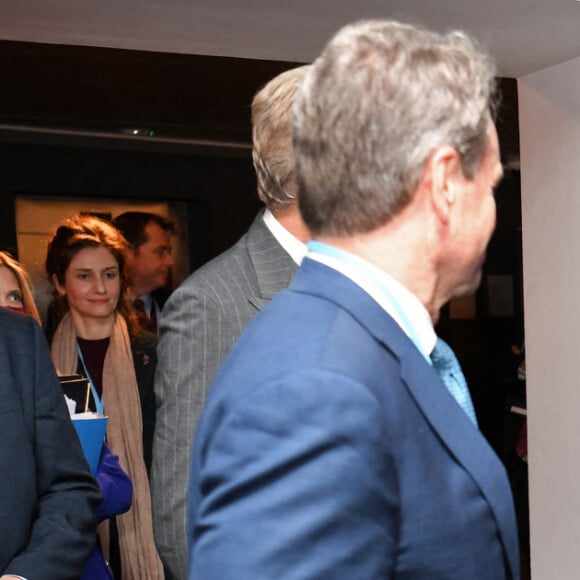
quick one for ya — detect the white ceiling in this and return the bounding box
[1,0,580,78]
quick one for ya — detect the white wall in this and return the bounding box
[519,56,580,579]
[1,1,579,77]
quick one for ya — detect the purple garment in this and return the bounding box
[81,445,133,580]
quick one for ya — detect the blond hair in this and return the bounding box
[252,65,310,211]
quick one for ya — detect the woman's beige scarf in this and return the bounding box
[51,312,164,579]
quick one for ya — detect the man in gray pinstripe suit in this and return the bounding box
[151,65,311,579]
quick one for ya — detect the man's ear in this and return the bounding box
[52,273,66,296]
[427,145,462,225]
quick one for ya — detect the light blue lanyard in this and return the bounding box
[76,343,104,415]
[308,240,428,359]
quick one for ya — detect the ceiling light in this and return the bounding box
[119,128,156,137]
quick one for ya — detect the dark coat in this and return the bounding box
[131,328,158,476]
[0,309,102,579]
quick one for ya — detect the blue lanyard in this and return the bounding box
[76,343,104,415]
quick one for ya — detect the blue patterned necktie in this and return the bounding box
[430,337,478,426]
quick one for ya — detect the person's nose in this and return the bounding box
[165,253,175,267]
[94,276,107,293]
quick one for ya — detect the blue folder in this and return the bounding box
[72,414,108,474]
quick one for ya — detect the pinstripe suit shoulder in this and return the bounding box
[151,211,298,579]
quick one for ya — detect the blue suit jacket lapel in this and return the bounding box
[397,343,519,578]
[293,258,519,579]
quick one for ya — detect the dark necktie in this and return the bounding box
[148,301,158,332]
[133,298,157,333]
[430,337,478,426]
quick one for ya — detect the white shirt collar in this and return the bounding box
[262,209,308,266]
[307,243,436,360]
[138,292,151,305]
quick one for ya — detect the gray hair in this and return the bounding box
[293,19,498,236]
[252,65,310,211]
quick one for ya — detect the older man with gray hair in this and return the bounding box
[188,19,519,580]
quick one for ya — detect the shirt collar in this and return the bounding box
[262,208,308,266]
[137,292,153,311]
[307,241,436,360]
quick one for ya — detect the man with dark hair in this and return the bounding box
[188,20,519,579]
[113,211,175,333]
[151,65,311,579]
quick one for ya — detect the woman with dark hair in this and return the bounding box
[45,214,163,579]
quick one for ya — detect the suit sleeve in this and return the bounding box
[152,282,245,579]
[189,370,398,579]
[5,318,102,580]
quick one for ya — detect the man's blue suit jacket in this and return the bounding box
[188,258,520,579]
